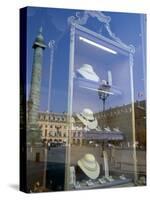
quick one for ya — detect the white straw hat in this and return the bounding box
[76,108,98,130]
[77,154,100,179]
[77,64,100,82]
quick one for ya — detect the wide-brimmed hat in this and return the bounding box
[77,64,100,82]
[76,108,98,130]
[77,154,100,179]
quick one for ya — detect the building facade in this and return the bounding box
[38,112,68,144]
[38,100,146,148]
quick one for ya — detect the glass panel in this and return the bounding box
[25,7,146,192]
[68,26,137,190]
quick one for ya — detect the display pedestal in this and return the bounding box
[72,178,132,190]
[82,131,124,141]
[103,151,109,177]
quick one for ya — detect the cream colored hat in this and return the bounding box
[77,64,100,82]
[77,154,100,179]
[76,108,98,130]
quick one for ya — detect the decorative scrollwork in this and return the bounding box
[129,45,135,54]
[48,40,55,49]
[86,11,111,24]
[68,10,135,53]
[68,11,111,26]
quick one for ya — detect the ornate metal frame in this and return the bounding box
[68,11,135,53]
[65,11,137,190]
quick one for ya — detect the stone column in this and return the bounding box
[28,27,46,143]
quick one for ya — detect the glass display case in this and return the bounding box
[65,16,138,190]
[22,7,146,193]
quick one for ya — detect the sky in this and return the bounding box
[26,7,146,113]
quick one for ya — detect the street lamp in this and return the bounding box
[43,40,55,190]
[47,40,55,112]
[98,81,111,155]
[98,81,111,113]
